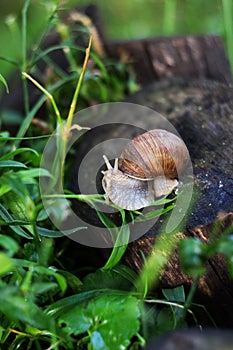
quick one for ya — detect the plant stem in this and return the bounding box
[65,36,92,139]
[182,274,200,317]
[15,75,75,142]
[22,72,63,126]
[22,0,31,116]
[57,36,92,189]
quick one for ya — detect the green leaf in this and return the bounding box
[0,253,14,275]
[96,209,118,229]
[162,285,185,303]
[46,289,130,318]
[155,307,176,336]
[47,290,106,317]
[179,238,206,275]
[102,224,130,270]
[0,169,51,218]
[162,286,187,327]
[82,267,134,291]
[18,167,52,180]
[36,226,87,237]
[112,264,138,287]
[0,147,39,160]
[0,219,31,226]
[36,208,48,221]
[102,210,130,270]
[218,235,233,278]
[0,74,9,93]
[218,235,233,256]
[226,256,233,278]
[3,188,34,223]
[0,234,19,256]
[0,160,27,168]
[0,204,32,238]
[59,294,140,350]
[58,270,83,292]
[30,282,58,296]
[0,183,10,197]
[1,172,30,199]
[135,204,175,222]
[0,286,53,330]
[34,266,67,294]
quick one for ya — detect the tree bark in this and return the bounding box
[104,37,233,327]
[106,35,231,84]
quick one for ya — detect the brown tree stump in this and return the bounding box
[106,35,231,84]
[102,37,233,327]
[145,328,233,350]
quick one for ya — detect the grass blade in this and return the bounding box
[0,74,9,93]
[222,0,233,76]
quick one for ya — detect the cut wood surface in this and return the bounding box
[106,35,232,84]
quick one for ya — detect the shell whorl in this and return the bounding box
[118,129,189,180]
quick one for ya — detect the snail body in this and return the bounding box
[102,129,189,210]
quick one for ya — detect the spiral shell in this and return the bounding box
[118,129,189,180]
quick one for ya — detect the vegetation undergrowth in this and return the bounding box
[0,1,233,349]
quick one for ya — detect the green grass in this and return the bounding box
[0,1,233,349]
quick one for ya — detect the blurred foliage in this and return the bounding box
[0,0,232,80]
[77,0,224,39]
[0,1,233,349]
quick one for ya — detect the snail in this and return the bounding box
[101,129,189,210]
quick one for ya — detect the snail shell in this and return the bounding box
[118,129,189,180]
[102,129,189,210]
